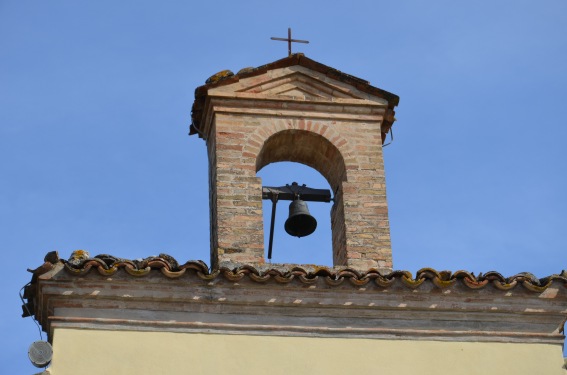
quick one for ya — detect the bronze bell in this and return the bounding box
[284,199,317,238]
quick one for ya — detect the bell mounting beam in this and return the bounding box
[262,182,331,203]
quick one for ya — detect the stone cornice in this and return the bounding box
[190,54,399,142]
[23,252,567,345]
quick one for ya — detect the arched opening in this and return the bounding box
[256,129,348,267]
[257,162,333,266]
[256,129,346,193]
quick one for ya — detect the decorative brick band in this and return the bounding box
[244,118,359,186]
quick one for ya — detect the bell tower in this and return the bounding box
[190,54,399,272]
[24,52,567,375]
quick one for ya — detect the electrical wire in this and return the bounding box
[383,125,394,147]
[189,121,207,140]
[19,283,43,341]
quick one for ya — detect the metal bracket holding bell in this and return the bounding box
[262,182,332,260]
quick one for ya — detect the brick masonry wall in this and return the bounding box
[202,72,393,271]
[207,113,392,270]
[208,114,265,266]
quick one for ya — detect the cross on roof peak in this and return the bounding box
[270,28,309,57]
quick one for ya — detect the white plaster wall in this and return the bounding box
[48,328,566,375]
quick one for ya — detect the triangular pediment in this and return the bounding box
[191,55,399,136]
[236,71,362,100]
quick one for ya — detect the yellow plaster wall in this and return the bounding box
[48,328,566,375]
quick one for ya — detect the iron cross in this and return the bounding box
[271,28,309,56]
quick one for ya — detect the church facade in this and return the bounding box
[24,54,567,374]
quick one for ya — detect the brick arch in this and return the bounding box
[251,121,353,268]
[243,119,358,191]
[255,129,346,193]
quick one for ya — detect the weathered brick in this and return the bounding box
[200,66,394,271]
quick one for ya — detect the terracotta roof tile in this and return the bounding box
[28,251,567,292]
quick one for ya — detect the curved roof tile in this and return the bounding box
[29,251,567,292]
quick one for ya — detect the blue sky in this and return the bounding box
[1,0,566,372]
